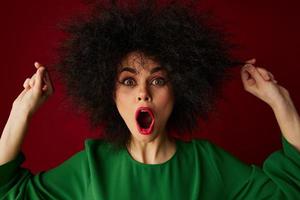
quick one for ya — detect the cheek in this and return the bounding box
[155,88,174,111]
[114,88,134,114]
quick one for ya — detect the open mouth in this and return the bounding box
[135,107,155,135]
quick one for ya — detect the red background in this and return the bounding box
[0,0,299,173]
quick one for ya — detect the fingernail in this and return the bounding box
[42,85,48,91]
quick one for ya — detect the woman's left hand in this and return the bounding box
[240,58,290,109]
[241,58,300,152]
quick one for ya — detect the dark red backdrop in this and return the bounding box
[1,0,299,173]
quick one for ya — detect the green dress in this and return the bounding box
[0,136,299,199]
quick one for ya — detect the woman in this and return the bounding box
[0,0,299,199]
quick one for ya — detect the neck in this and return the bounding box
[127,133,176,164]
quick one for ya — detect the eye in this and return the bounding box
[151,77,166,86]
[120,77,136,86]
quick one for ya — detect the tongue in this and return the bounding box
[138,112,152,129]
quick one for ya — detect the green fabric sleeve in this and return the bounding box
[0,149,90,200]
[0,153,25,186]
[202,136,300,199]
[261,136,300,198]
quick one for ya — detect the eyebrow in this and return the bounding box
[119,66,165,74]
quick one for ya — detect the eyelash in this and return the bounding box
[118,77,167,87]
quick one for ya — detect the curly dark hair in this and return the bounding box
[51,0,241,149]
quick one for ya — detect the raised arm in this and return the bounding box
[240,58,300,152]
[201,65,300,198]
[0,62,54,165]
[0,63,91,199]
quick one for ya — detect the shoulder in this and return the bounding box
[84,138,110,149]
[178,138,236,164]
[83,138,123,161]
[83,138,115,154]
[182,139,249,168]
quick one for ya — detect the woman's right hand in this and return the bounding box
[12,62,54,118]
[0,62,54,165]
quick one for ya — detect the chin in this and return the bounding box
[130,128,161,143]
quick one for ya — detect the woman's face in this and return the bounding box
[114,51,174,143]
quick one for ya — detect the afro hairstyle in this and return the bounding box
[52,0,241,149]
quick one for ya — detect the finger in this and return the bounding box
[43,69,55,94]
[39,68,54,97]
[245,58,256,64]
[241,67,250,81]
[240,66,256,87]
[241,71,256,86]
[256,67,270,81]
[42,84,48,91]
[33,67,45,95]
[29,75,36,88]
[23,78,31,88]
[243,64,264,84]
[269,72,278,83]
[34,62,42,69]
[268,72,275,80]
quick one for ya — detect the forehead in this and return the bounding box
[119,51,162,72]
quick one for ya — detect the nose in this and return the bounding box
[137,85,152,102]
